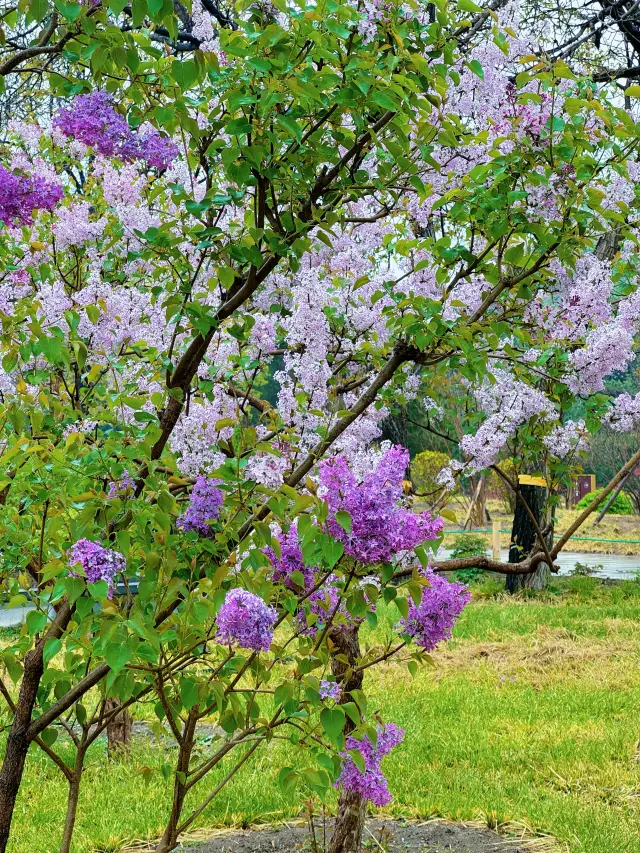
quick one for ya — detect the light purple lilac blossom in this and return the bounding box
[0,165,63,226]
[216,588,277,652]
[396,568,470,650]
[336,723,404,806]
[177,476,223,537]
[68,538,125,597]
[319,445,443,565]
[319,680,341,701]
[55,91,178,169]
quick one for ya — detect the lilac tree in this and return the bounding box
[1,1,640,852]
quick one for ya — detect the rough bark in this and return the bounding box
[105,699,133,756]
[327,626,365,853]
[0,602,72,853]
[505,483,550,593]
[0,650,44,853]
[468,474,488,528]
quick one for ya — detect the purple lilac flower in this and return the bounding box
[55,91,178,169]
[0,166,63,226]
[396,568,470,650]
[319,445,443,565]
[216,588,277,652]
[55,91,131,157]
[265,524,315,591]
[177,476,223,537]
[297,580,340,636]
[107,469,135,499]
[119,128,179,169]
[68,538,125,597]
[319,679,341,701]
[336,723,404,807]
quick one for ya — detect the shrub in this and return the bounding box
[449,533,488,584]
[412,450,456,496]
[574,487,634,514]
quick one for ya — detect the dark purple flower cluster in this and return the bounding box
[177,476,223,537]
[55,91,178,169]
[319,445,443,565]
[216,588,277,652]
[336,723,404,807]
[68,538,125,597]
[0,165,63,226]
[264,524,315,590]
[396,568,470,650]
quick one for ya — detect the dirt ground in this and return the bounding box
[177,819,531,853]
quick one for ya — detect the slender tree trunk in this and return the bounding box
[505,483,550,593]
[60,741,88,853]
[327,625,365,853]
[0,648,45,852]
[0,602,72,853]
[105,699,133,756]
[469,474,487,528]
[155,711,198,853]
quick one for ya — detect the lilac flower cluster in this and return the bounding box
[297,581,340,636]
[605,392,640,432]
[68,538,125,597]
[319,679,341,701]
[319,445,443,565]
[396,568,470,651]
[177,476,224,537]
[336,723,404,807]
[0,165,63,226]
[216,588,277,652]
[55,91,178,169]
[264,524,315,590]
[107,470,135,499]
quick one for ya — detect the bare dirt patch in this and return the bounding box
[174,819,544,853]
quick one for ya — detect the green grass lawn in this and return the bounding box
[7,579,640,853]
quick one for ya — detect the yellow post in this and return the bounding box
[492,518,501,561]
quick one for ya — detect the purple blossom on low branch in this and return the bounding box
[336,723,404,807]
[396,568,470,650]
[216,588,277,652]
[0,166,63,226]
[68,538,125,597]
[177,476,223,537]
[319,445,443,565]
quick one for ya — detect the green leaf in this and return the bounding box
[105,642,131,673]
[394,596,410,620]
[458,0,483,11]
[468,59,484,80]
[171,60,198,90]
[43,638,62,666]
[26,609,47,636]
[180,677,199,710]
[320,707,345,744]
[625,85,640,98]
[335,511,352,534]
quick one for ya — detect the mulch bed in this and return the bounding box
[176,819,533,853]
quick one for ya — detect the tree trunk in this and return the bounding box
[60,743,87,853]
[469,474,487,528]
[155,712,198,853]
[505,483,550,593]
[0,601,72,853]
[0,648,45,853]
[327,625,365,853]
[106,699,133,756]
